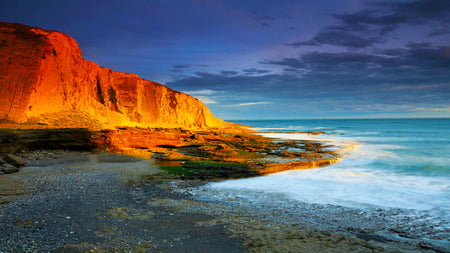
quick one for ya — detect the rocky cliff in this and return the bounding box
[0,22,224,129]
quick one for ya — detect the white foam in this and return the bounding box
[211,164,450,210]
[261,132,348,143]
[210,131,450,212]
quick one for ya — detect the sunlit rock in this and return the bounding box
[0,22,224,129]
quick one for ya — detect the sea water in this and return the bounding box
[210,118,450,218]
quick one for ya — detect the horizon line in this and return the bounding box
[225,116,450,121]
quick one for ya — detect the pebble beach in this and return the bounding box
[1,150,448,252]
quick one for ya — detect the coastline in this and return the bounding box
[193,181,450,253]
[0,150,411,252]
[0,125,342,179]
[0,150,447,252]
[1,125,448,252]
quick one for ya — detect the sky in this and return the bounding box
[1,0,449,120]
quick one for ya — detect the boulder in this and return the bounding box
[3,153,26,167]
[1,164,19,174]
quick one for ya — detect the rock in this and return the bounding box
[0,22,225,129]
[1,163,19,174]
[3,154,26,167]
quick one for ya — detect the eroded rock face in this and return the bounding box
[0,22,224,129]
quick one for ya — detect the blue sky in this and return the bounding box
[1,0,449,119]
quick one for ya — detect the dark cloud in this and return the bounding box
[242,68,271,75]
[256,16,276,21]
[2,0,449,118]
[170,64,192,73]
[375,0,450,21]
[263,58,306,69]
[220,70,240,76]
[255,15,276,28]
[376,44,450,72]
[286,27,382,48]
[168,43,450,116]
[287,0,450,49]
[174,65,191,69]
[429,25,450,37]
[272,43,450,79]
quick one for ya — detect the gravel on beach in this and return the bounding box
[0,150,448,252]
[0,151,245,252]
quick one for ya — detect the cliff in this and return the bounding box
[0,22,224,129]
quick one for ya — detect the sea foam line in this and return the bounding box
[212,130,450,212]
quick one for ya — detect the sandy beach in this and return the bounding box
[1,150,446,252]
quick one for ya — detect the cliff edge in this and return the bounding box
[0,22,224,129]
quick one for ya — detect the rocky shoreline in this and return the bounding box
[0,126,341,179]
[0,150,448,252]
[0,151,414,252]
[189,183,450,253]
[1,127,448,252]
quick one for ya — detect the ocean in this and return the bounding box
[203,118,449,243]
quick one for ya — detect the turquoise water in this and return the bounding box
[214,118,450,211]
[235,118,450,178]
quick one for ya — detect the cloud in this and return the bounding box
[256,16,276,21]
[242,68,271,75]
[429,25,450,37]
[388,84,441,91]
[286,26,382,48]
[183,89,220,104]
[220,70,239,76]
[223,102,272,107]
[183,89,219,95]
[412,106,450,112]
[174,64,191,69]
[268,44,450,78]
[263,58,306,69]
[168,42,450,116]
[287,0,450,49]
[194,96,217,104]
[170,64,192,73]
[256,15,275,27]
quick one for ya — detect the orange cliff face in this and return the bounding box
[0,22,225,129]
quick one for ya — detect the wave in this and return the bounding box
[313,126,332,130]
[211,130,450,213]
[211,168,449,211]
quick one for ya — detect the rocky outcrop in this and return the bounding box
[0,22,224,129]
[0,154,25,174]
[0,128,94,153]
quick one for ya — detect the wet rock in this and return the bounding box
[3,154,26,167]
[417,241,447,253]
[1,163,19,174]
[355,233,392,243]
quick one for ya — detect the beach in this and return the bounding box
[1,12,449,253]
[1,149,446,252]
[0,151,245,252]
